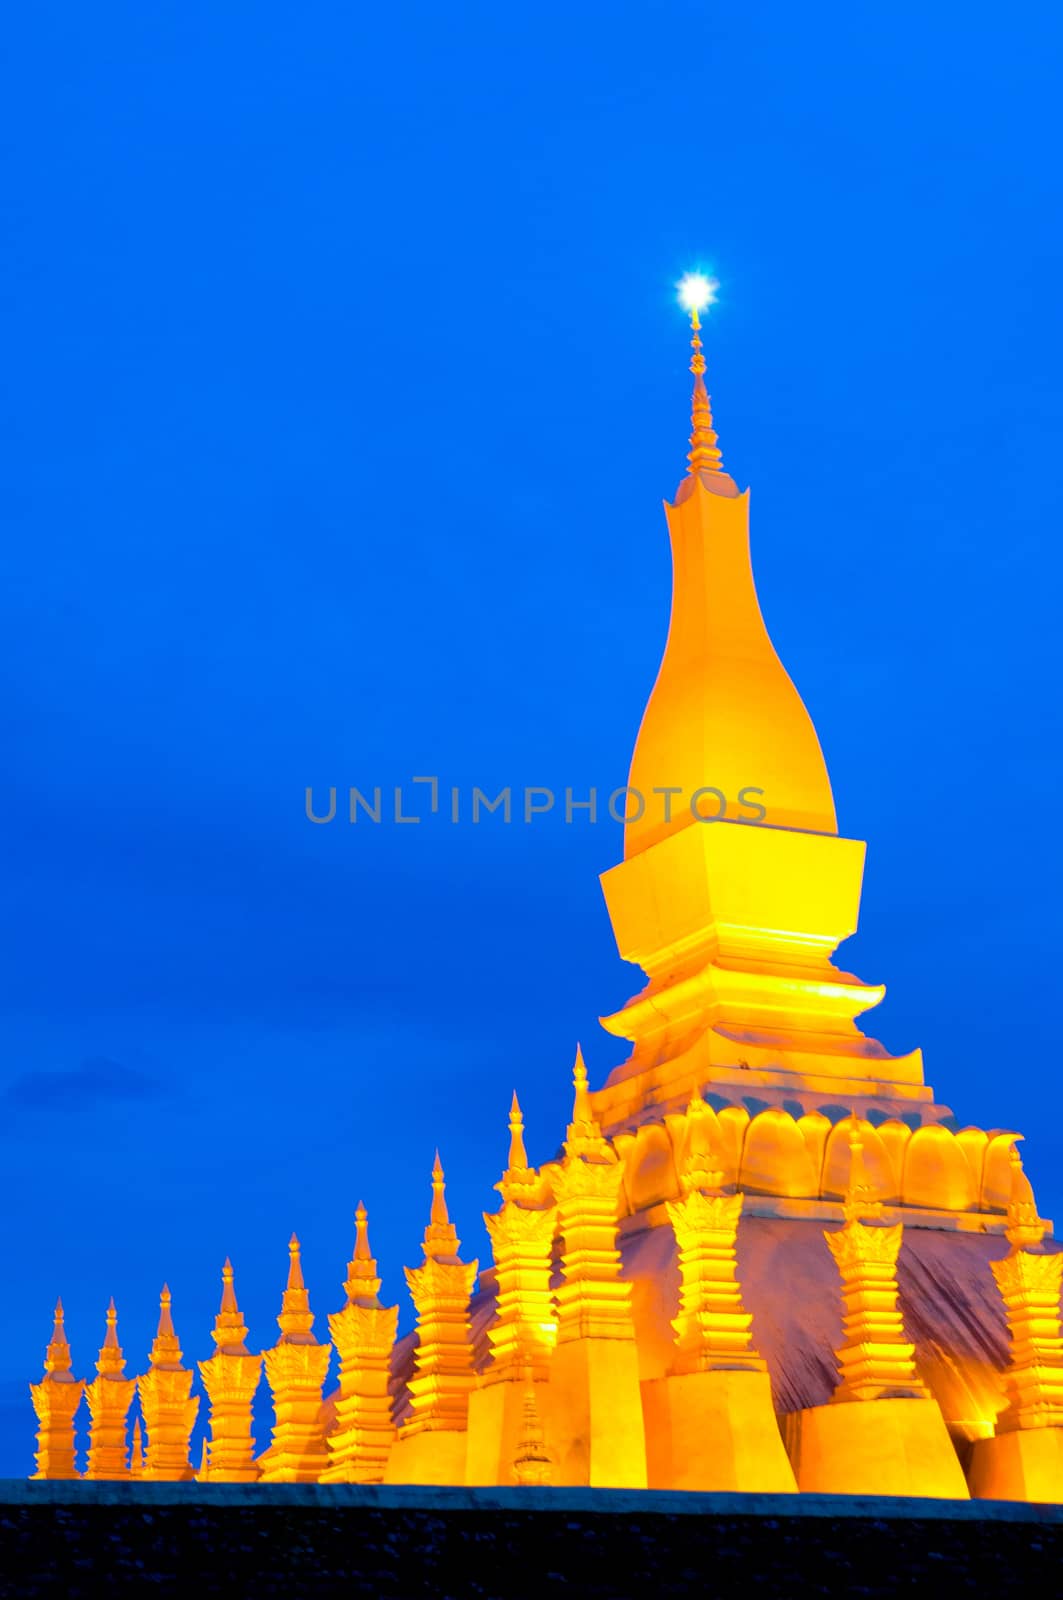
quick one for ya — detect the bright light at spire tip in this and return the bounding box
[677,273,718,314]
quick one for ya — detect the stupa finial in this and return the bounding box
[277,1234,316,1340]
[94,1298,126,1379]
[677,273,724,478]
[157,1284,175,1340]
[46,1299,72,1371]
[211,1259,250,1353]
[430,1150,449,1226]
[508,1092,529,1173]
[571,1044,593,1126]
[423,1152,462,1260]
[344,1202,383,1303]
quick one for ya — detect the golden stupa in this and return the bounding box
[30,281,1063,1504]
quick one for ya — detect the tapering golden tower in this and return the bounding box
[970,1147,1063,1501]
[385,1154,478,1485]
[197,1260,262,1482]
[137,1286,198,1481]
[467,1094,557,1485]
[595,284,926,1131]
[261,1236,332,1483]
[549,1047,646,1488]
[84,1301,136,1481]
[322,1204,399,1483]
[29,1299,83,1481]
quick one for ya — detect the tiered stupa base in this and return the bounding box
[783,1398,970,1498]
[968,1428,1063,1503]
[642,1369,797,1492]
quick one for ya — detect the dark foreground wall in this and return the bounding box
[2,1483,1061,1599]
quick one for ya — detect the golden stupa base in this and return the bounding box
[968,1427,1063,1503]
[549,1336,647,1489]
[642,1369,797,1492]
[466,1376,552,1487]
[385,1426,469,1486]
[784,1397,970,1498]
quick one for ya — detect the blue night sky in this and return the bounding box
[3,3,1062,1476]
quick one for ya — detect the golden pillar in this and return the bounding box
[643,1093,796,1490]
[84,1300,136,1481]
[137,1286,198,1481]
[198,1260,262,1482]
[29,1299,83,1481]
[261,1235,332,1483]
[386,1154,477,1486]
[785,1121,967,1497]
[549,1048,646,1488]
[969,1146,1063,1501]
[466,1094,557,1485]
[322,1204,399,1483]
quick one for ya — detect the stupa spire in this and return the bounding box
[276,1234,315,1341]
[45,1298,73,1376]
[198,1260,262,1482]
[424,1152,461,1260]
[686,303,724,479]
[508,1092,529,1173]
[211,1259,250,1353]
[565,1045,609,1160]
[262,1235,331,1482]
[389,1153,478,1480]
[324,1203,399,1484]
[344,1202,384,1304]
[30,1298,84,1480]
[139,1285,198,1480]
[84,1301,136,1480]
[482,1095,557,1408]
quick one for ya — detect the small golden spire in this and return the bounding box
[157,1285,176,1341]
[95,1298,126,1378]
[564,1044,613,1161]
[353,1203,372,1261]
[149,1284,183,1368]
[571,1045,592,1125]
[1004,1142,1044,1251]
[423,1152,463,1261]
[686,304,723,478]
[197,1435,209,1480]
[277,1234,316,1341]
[430,1150,449,1227]
[508,1092,530,1173]
[344,1202,383,1304]
[103,1298,119,1349]
[44,1298,73,1376]
[211,1260,250,1354]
